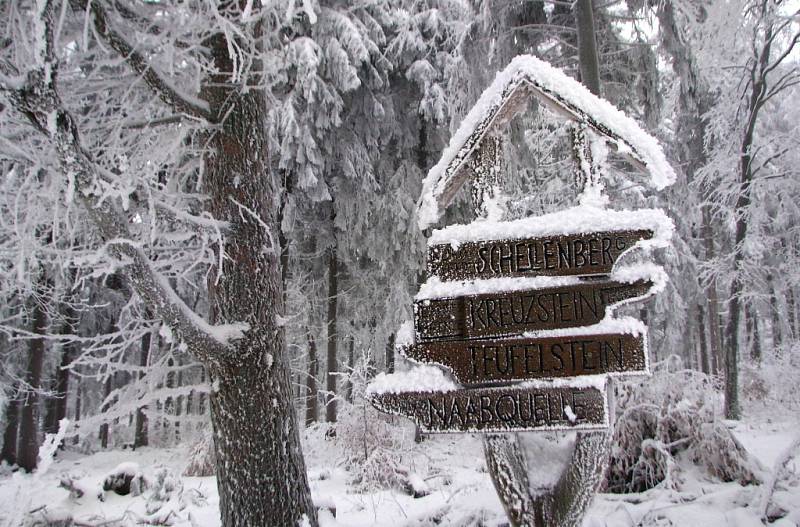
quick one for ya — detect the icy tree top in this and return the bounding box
[417,55,677,229]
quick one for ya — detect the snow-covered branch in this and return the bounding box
[69,0,215,122]
[0,2,240,363]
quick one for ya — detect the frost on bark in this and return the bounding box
[485,432,609,527]
[0,386,21,466]
[18,292,48,472]
[134,327,152,449]
[1,3,318,525]
[306,330,319,426]
[199,27,317,525]
[575,0,601,96]
[325,216,339,424]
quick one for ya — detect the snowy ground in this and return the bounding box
[1,410,797,527]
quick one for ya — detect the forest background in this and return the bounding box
[0,1,799,526]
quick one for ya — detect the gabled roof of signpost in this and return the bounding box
[416,55,676,230]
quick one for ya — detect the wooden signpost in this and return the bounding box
[428,229,653,281]
[371,383,607,433]
[366,55,675,527]
[414,278,654,341]
[401,331,646,385]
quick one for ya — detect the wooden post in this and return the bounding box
[474,132,610,527]
[469,135,504,218]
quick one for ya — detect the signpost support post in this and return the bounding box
[473,127,610,527]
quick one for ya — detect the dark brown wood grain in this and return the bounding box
[428,230,653,281]
[402,332,646,385]
[370,384,607,433]
[414,279,654,341]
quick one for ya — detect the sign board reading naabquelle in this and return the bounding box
[370,383,607,434]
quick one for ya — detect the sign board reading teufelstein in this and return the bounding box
[428,229,653,281]
[414,279,653,342]
[370,384,607,433]
[401,331,646,385]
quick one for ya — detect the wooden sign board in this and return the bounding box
[428,229,652,281]
[370,384,607,433]
[415,279,653,342]
[402,332,646,386]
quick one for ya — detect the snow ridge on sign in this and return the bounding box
[521,315,647,339]
[417,55,677,229]
[366,366,458,397]
[429,206,674,248]
[416,262,667,301]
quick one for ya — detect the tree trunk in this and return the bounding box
[18,296,48,472]
[697,303,710,374]
[325,222,339,424]
[703,207,723,375]
[305,330,318,426]
[724,4,782,420]
[344,335,355,403]
[44,340,74,435]
[575,0,601,96]
[99,375,112,449]
[747,304,762,363]
[72,378,81,446]
[767,273,782,348]
[199,29,317,526]
[485,432,609,527]
[787,287,797,341]
[385,333,396,374]
[134,327,152,449]
[1,387,21,466]
[175,369,183,444]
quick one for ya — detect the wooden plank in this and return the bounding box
[436,79,529,211]
[414,279,653,342]
[369,384,607,434]
[430,80,650,218]
[428,229,653,281]
[402,331,646,386]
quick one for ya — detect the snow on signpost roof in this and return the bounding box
[417,55,677,230]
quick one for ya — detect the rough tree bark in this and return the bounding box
[746,304,762,362]
[385,333,396,374]
[575,0,601,96]
[1,3,318,524]
[485,432,609,526]
[325,213,339,424]
[18,293,48,472]
[0,387,21,466]
[703,209,723,374]
[788,287,797,340]
[99,375,112,449]
[305,329,319,426]
[344,335,355,403]
[766,273,783,348]
[44,342,74,435]
[697,304,710,374]
[200,25,318,525]
[134,327,152,449]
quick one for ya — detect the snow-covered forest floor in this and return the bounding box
[1,399,797,527]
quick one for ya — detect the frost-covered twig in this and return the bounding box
[1,1,237,362]
[70,0,215,121]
